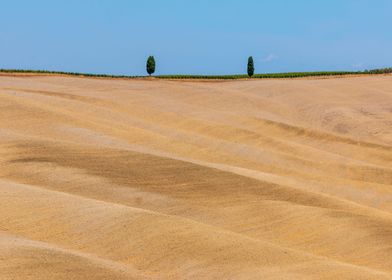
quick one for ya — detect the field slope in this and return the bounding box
[0,74,392,279]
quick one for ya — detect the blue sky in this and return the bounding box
[1,0,391,75]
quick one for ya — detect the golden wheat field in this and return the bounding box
[0,74,392,279]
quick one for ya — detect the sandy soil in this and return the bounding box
[0,75,392,279]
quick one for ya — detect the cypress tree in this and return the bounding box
[146,56,156,76]
[247,56,254,77]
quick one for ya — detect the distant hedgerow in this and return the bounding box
[364,68,392,74]
[1,68,391,80]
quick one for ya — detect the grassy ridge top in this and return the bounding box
[1,68,391,80]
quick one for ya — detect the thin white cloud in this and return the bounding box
[261,54,278,63]
[352,62,364,70]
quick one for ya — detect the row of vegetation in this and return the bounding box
[0,68,390,80]
[157,71,360,80]
[363,68,392,74]
[0,68,142,78]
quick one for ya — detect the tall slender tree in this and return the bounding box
[247,56,254,77]
[146,56,156,76]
